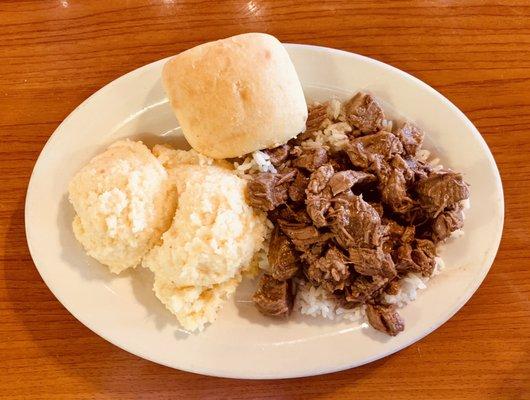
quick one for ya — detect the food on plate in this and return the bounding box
[141,155,267,330]
[68,140,176,274]
[162,32,308,159]
[69,140,268,331]
[245,93,470,336]
[68,33,470,336]
[153,275,241,332]
[142,163,267,287]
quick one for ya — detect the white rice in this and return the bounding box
[294,279,364,322]
[233,150,276,178]
[383,257,445,307]
[301,122,353,153]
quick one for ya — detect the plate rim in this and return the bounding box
[25,43,505,379]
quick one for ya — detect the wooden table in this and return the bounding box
[1,1,529,398]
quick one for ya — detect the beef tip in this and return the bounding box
[247,173,283,211]
[277,219,331,249]
[395,239,436,276]
[406,158,432,182]
[385,279,401,295]
[396,123,424,156]
[276,169,297,184]
[401,225,416,243]
[346,131,403,171]
[386,220,405,240]
[265,144,291,167]
[345,276,388,303]
[305,164,335,227]
[401,205,430,226]
[411,239,437,276]
[307,164,335,194]
[379,166,414,214]
[268,226,299,281]
[394,243,415,273]
[415,171,470,216]
[366,304,405,336]
[306,103,328,132]
[344,92,385,133]
[306,188,332,227]
[348,247,396,278]
[306,246,350,292]
[329,170,376,196]
[432,208,464,242]
[293,147,329,172]
[327,191,354,227]
[369,202,384,218]
[391,155,415,183]
[330,194,385,249]
[300,242,328,266]
[247,171,296,211]
[252,274,293,317]
[329,152,353,171]
[300,242,326,264]
[271,205,312,225]
[288,170,309,202]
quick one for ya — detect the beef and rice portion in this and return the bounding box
[246,92,470,336]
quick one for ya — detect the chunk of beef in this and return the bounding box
[268,226,299,281]
[345,276,388,303]
[394,239,436,276]
[247,173,284,211]
[293,147,329,172]
[406,158,432,182]
[329,170,376,196]
[386,220,405,240]
[307,164,335,194]
[400,205,430,227]
[396,123,424,156]
[391,155,415,183]
[379,166,414,214]
[305,164,335,227]
[288,170,309,202]
[247,171,296,211]
[252,274,293,317]
[366,304,405,336]
[306,188,332,227]
[345,93,385,133]
[401,225,416,244]
[329,152,353,171]
[432,208,464,242]
[394,243,415,273]
[346,131,403,171]
[415,171,470,216]
[265,144,291,167]
[385,279,401,295]
[300,242,326,264]
[271,205,312,225]
[277,219,331,249]
[411,239,437,276]
[369,202,384,218]
[348,247,396,278]
[330,194,385,249]
[306,103,328,132]
[306,246,350,292]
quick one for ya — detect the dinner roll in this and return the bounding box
[162,33,308,159]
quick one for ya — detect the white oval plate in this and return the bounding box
[25,44,504,379]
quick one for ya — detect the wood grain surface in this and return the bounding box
[1,0,529,399]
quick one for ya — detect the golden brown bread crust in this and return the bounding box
[162,33,308,159]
